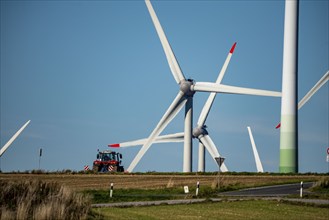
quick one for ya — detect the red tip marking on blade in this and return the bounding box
[275,123,281,129]
[109,143,120,147]
[230,42,237,54]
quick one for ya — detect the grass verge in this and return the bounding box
[90,200,329,220]
[84,184,244,204]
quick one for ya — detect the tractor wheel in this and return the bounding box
[92,164,100,172]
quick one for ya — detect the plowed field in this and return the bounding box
[0,173,320,191]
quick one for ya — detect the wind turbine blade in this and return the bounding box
[298,70,329,110]
[127,91,187,172]
[247,126,264,173]
[197,42,237,127]
[275,123,281,129]
[153,132,184,141]
[109,132,184,148]
[193,82,282,97]
[216,42,237,84]
[0,120,31,157]
[199,134,228,172]
[145,0,185,84]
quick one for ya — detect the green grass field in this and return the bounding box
[91,200,328,220]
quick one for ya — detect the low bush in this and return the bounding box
[0,180,91,219]
[314,177,329,189]
[311,177,329,193]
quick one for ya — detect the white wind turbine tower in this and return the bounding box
[124,0,281,173]
[0,120,31,157]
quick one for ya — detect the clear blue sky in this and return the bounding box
[1,0,328,173]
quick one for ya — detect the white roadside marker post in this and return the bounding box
[196,181,200,196]
[300,181,303,198]
[184,186,189,194]
[110,183,114,198]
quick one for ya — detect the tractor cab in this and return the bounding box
[97,150,122,163]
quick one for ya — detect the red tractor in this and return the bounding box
[92,150,124,172]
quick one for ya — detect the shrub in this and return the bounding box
[0,180,90,219]
[31,169,45,174]
[313,177,329,190]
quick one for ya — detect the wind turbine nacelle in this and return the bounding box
[180,79,195,97]
[193,126,208,139]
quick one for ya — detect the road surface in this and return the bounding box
[219,182,314,197]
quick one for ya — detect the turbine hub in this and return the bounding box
[180,79,195,97]
[193,126,208,138]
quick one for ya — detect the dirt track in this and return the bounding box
[0,173,321,191]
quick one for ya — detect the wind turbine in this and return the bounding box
[122,0,281,173]
[0,120,31,157]
[193,43,237,172]
[111,43,238,172]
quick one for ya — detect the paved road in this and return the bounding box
[219,182,314,197]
